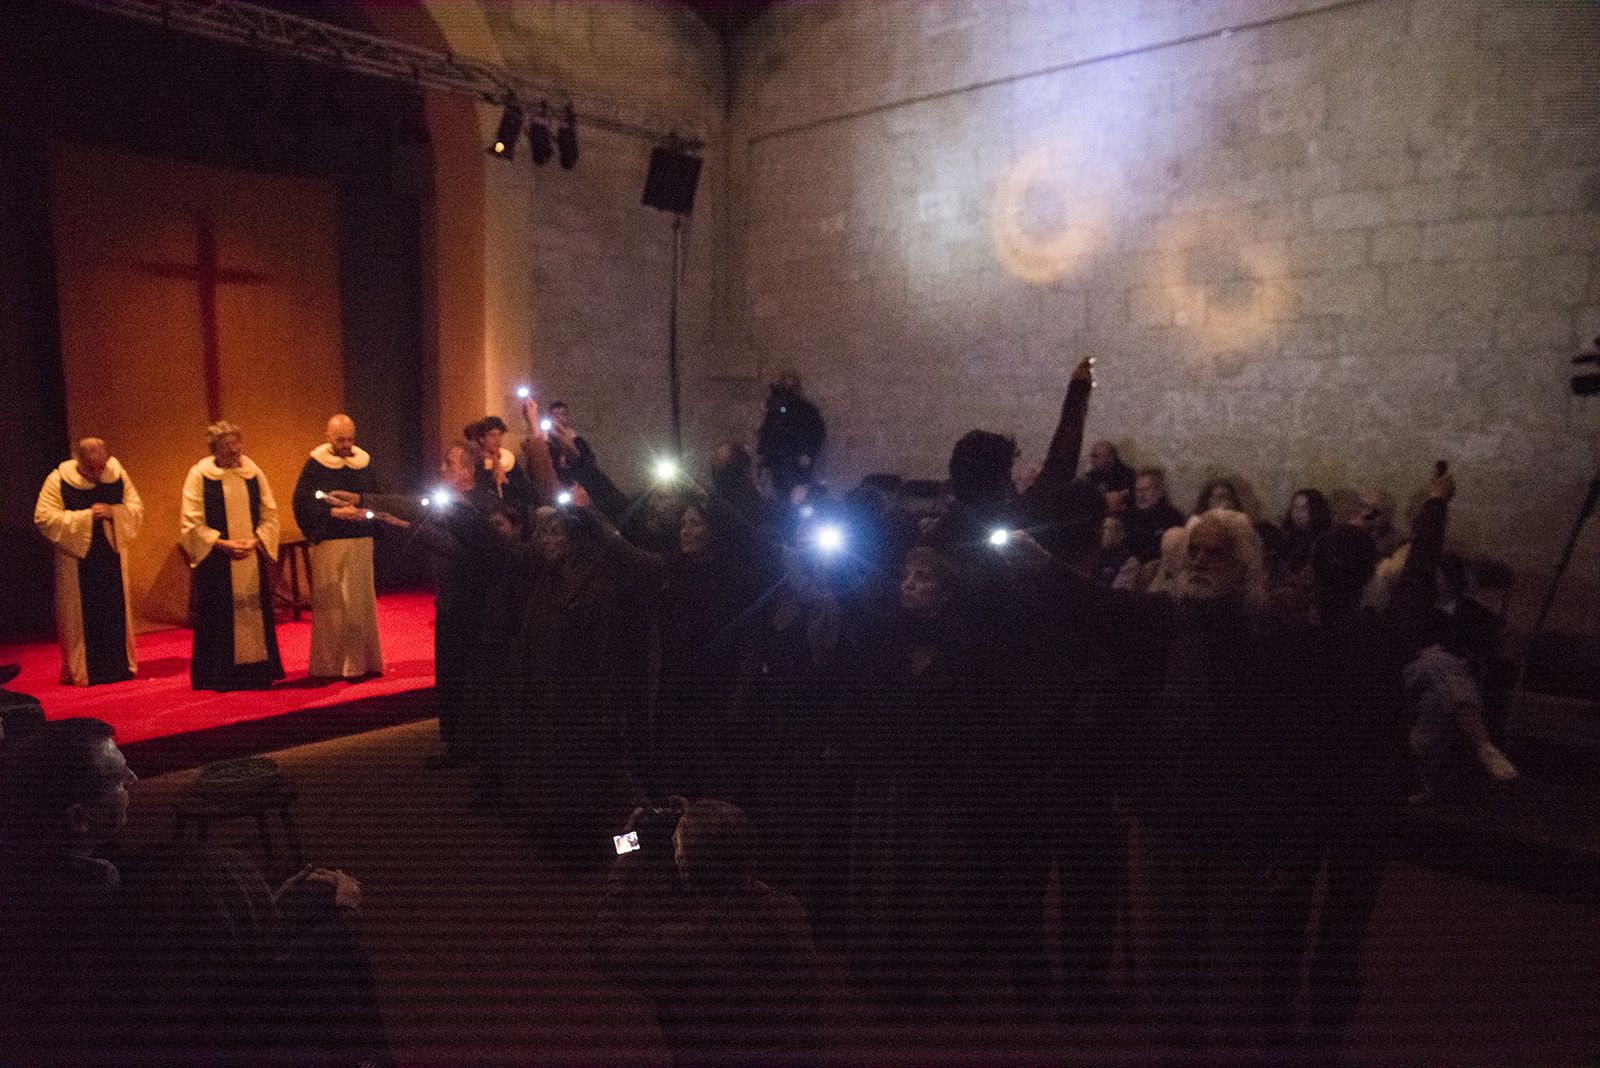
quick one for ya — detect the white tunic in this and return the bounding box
[180,455,280,666]
[33,457,143,685]
[304,443,383,678]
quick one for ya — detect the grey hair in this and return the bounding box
[1180,507,1268,610]
[205,421,242,449]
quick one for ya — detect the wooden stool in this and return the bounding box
[174,757,304,868]
[276,538,313,621]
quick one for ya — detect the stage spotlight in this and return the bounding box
[527,111,554,166]
[489,101,524,159]
[652,457,680,484]
[557,105,578,169]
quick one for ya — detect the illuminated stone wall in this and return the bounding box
[467,2,727,488]
[722,0,1600,629]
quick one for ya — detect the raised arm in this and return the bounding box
[1387,466,1454,632]
[1028,357,1094,501]
[566,448,632,525]
[519,398,561,506]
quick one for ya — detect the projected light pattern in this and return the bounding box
[1154,212,1288,359]
[991,142,1112,285]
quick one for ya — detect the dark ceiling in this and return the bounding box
[676,0,774,38]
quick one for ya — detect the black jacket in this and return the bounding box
[756,390,825,470]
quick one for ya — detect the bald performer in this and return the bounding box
[34,438,144,685]
[292,414,384,679]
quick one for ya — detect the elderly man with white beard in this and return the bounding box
[1005,505,1282,1051]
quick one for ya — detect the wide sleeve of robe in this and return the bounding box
[180,465,221,567]
[112,466,144,548]
[254,468,281,563]
[34,470,94,560]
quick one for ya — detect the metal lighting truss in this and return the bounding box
[58,0,704,149]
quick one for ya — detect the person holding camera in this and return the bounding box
[593,798,822,1068]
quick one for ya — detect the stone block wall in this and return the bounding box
[473,2,727,492]
[718,0,1600,630]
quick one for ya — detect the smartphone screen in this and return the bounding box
[613,831,640,855]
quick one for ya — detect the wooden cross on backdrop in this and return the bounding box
[139,210,272,422]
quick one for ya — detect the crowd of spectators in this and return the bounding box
[1,360,1528,1062]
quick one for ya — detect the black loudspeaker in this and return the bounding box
[642,147,702,215]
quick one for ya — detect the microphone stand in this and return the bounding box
[1530,463,1600,637]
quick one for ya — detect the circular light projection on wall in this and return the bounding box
[990,144,1110,286]
[1153,212,1287,359]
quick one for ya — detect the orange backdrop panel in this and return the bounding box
[50,144,343,628]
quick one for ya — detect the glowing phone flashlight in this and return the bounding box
[314,490,326,500]
[365,510,376,520]
[516,385,531,400]
[653,457,680,484]
[988,528,1011,548]
[556,490,573,507]
[540,417,554,433]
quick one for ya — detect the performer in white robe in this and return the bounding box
[180,421,284,691]
[291,414,383,680]
[33,438,143,686]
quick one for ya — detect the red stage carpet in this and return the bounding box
[0,591,436,745]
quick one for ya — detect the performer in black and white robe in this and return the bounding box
[180,421,284,691]
[33,438,143,685]
[466,415,533,515]
[291,414,383,680]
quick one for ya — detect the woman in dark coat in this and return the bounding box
[1279,487,1333,577]
[651,497,765,801]
[508,503,662,867]
[841,546,985,1012]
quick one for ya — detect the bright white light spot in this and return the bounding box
[988,528,1011,547]
[430,489,451,508]
[653,458,680,483]
[540,418,554,433]
[365,511,376,520]
[516,386,531,399]
[314,490,326,500]
[814,523,845,554]
[556,490,573,506]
